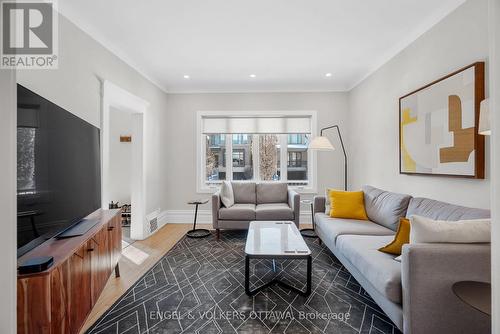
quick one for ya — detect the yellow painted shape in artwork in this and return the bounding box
[400,108,417,172]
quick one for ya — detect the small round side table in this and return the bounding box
[452,281,491,315]
[300,199,318,238]
[186,199,211,238]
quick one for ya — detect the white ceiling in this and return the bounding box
[59,0,465,93]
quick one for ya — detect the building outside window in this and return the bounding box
[206,134,226,181]
[232,134,249,144]
[232,149,245,167]
[232,135,253,180]
[288,134,306,145]
[287,134,308,182]
[288,152,303,167]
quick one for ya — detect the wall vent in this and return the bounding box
[149,217,158,233]
[146,209,161,234]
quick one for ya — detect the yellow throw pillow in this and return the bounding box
[379,218,411,256]
[329,190,368,220]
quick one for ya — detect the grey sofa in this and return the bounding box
[314,185,490,334]
[212,182,300,239]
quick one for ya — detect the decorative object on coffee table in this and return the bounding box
[452,281,491,315]
[245,221,312,296]
[187,199,210,238]
[300,199,317,238]
[308,124,348,190]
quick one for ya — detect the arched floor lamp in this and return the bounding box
[301,125,347,238]
[308,125,347,191]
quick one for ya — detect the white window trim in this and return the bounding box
[196,110,318,194]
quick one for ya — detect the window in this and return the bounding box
[287,134,309,182]
[232,150,245,167]
[232,135,253,180]
[205,134,226,182]
[198,111,316,192]
[203,133,310,185]
[232,134,250,144]
[288,152,302,167]
[259,134,280,181]
[288,134,306,145]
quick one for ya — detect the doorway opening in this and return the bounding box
[101,81,149,240]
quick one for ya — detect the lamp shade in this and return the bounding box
[308,136,335,151]
[478,99,491,135]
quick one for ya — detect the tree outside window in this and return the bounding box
[259,134,279,181]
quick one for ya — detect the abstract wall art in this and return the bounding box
[399,62,485,178]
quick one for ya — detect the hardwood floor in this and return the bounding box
[80,222,312,333]
[80,223,211,333]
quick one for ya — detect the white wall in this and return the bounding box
[0,70,16,333]
[488,0,500,332]
[162,92,349,210]
[348,0,491,209]
[108,108,132,205]
[16,14,167,217]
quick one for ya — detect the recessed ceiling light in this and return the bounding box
[325,73,332,77]
[249,74,256,78]
[183,75,190,79]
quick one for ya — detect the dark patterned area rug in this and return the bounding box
[86,231,402,334]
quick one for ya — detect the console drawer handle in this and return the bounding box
[108,226,115,231]
[87,248,94,252]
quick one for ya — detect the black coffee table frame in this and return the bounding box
[245,254,312,296]
[186,199,210,238]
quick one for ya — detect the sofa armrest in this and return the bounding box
[401,243,491,334]
[313,196,326,214]
[288,189,300,227]
[212,191,221,228]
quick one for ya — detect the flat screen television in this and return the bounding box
[17,85,101,257]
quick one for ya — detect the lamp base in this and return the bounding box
[186,229,211,238]
[300,228,318,238]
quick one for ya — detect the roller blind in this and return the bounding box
[202,115,311,134]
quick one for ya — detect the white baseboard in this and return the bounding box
[158,209,313,225]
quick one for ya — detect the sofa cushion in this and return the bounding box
[315,213,394,247]
[337,234,402,304]
[363,185,412,231]
[406,197,490,221]
[220,181,235,208]
[256,182,288,204]
[256,203,294,220]
[379,218,410,256]
[231,182,256,204]
[324,187,336,213]
[329,190,368,220]
[410,215,491,243]
[219,203,256,220]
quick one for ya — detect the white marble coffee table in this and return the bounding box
[244,221,312,296]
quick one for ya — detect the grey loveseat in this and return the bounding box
[212,182,300,239]
[314,185,490,334]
